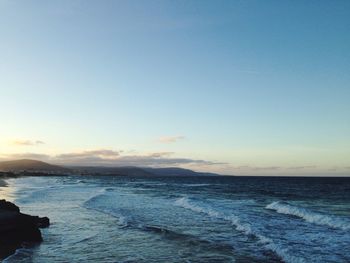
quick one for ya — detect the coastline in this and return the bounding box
[0,175,349,262]
[0,177,50,260]
[0,177,16,260]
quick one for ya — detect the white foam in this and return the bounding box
[175,197,255,235]
[174,197,305,263]
[266,201,350,231]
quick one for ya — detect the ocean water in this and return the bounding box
[3,176,350,263]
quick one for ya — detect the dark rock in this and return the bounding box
[0,200,50,259]
[0,199,20,213]
[34,216,50,228]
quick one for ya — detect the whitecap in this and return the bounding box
[174,197,305,263]
[266,201,350,231]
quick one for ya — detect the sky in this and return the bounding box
[0,0,349,175]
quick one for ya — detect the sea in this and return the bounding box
[2,175,350,263]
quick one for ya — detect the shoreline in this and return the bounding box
[1,175,349,262]
[0,177,50,260]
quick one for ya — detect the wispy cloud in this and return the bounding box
[57,149,120,160]
[0,152,50,161]
[147,152,174,158]
[231,165,319,172]
[286,166,318,170]
[159,136,185,143]
[1,151,346,175]
[0,149,223,168]
[54,150,121,166]
[54,149,222,167]
[112,155,224,167]
[233,165,281,171]
[11,140,45,146]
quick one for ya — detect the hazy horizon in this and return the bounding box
[1,1,349,176]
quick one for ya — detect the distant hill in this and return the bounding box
[143,167,219,177]
[0,159,70,173]
[70,166,218,176]
[70,166,153,177]
[0,159,220,177]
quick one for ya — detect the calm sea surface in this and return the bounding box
[3,176,350,263]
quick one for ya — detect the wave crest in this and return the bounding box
[83,191,129,227]
[266,201,350,231]
[174,197,305,263]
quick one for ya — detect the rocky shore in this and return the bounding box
[0,199,50,259]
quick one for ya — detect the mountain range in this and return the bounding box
[0,159,220,177]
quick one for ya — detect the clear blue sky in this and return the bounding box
[0,0,349,175]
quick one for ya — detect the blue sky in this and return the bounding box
[0,0,349,175]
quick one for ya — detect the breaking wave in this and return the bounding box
[175,197,254,236]
[174,197,305,263]
[83,190,129,227]
[266,201,350,231]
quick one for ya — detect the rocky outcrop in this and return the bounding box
[0,199,20,212]
[0,199,50,259]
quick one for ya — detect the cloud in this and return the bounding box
[11,140,45,146]
[55,150,121,165]
[1,150,348,176]
[57,149,120,159]
[233,165,281,171]
[111,155,224,167]
[53,149,222,167]
[147,152,174,158]
[159,136,185,143]
[0,149,224,168]
[286,166,318,170]
[0,153,50,161]
[231,165,320,172]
